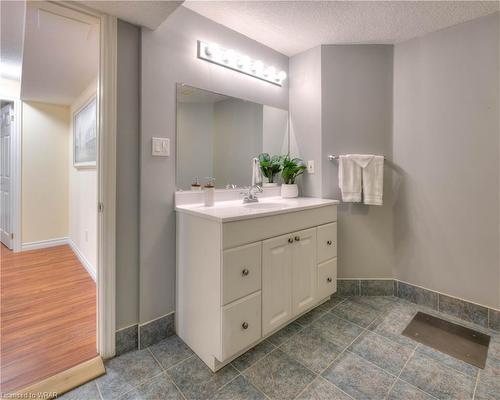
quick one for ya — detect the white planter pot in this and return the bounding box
[281,184,298,198]
[263,182,278,188]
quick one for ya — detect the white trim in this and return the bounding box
[22,237,68,251]
[97,14,117,359]
[68,239,97,281]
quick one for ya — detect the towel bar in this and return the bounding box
[328,154,384,161]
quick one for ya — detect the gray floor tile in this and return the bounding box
[316,295,346,312]
[97,349,163,400]
[337,280,360,296]
[59,381,101,400]
[267,321,303,346]
[296,306,330,327]
[348,331,414,375]
[487,333,500,359]
[416,343,479,378]
[400,351,476,400]
[474,381,500,400]
[167,356,239,400]
[120,373,183,400]
[322,351,396,400]
[210,375,265,400]
[386,380,435,400]
[368,307,419,348]
[243,349,315,400]
[350,296,398,312]
[280,326,341,373]
[231,340,276,372]
[296,377,353,400]
[310,312,364,350]
[479,356,500,392]
[331,299,381,328]
[489,309,500,331]
[149,335,194,369]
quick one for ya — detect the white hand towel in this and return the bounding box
[338,155,362,202]
[362,155,384,205]
[349,154,384,206]
[251,157,263,186]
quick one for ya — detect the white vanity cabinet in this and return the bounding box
[176,198,338,371]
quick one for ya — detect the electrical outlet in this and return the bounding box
[307,160,315,174]
[152,137,170,157]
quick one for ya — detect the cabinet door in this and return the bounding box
[292,228,317,316]
[317,222,337,264]
[262,233,293,336]
[317,258,337,300]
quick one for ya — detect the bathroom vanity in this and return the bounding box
[175,197,339,371]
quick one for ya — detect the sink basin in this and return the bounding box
[243,202,284,209]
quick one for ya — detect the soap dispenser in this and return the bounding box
[191,177,202,191]
[204,177,215,206]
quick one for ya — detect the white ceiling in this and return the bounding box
[79,1,183,30]
[0,0,26,81]
[183,1,500,56]
[21,4,99,105]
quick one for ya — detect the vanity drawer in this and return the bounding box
[317,222,337,263]
[222,242,262,305]
[317,258,337,299]
[221,291,261,361]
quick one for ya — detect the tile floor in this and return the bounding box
[60,296,500,400]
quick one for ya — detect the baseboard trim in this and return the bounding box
[7,356,105,399]
[68,240,96,281]
[21,237,69,251]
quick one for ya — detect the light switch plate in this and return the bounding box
[307,160,315,174]
[152,137,170,157]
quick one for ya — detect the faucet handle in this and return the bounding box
[255,185,263,193]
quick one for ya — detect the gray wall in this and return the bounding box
[141,6,289,323]
[393,13,500,308]
[289,46,323,197]
[321,45,394,279]
[116,20,140,329]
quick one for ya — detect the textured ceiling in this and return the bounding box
[21,5,99,105]
[0,0,26,81]
[80,1,183,30]
[183,1,499,56]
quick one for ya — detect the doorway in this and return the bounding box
[0,100,14,249]
[0,1,117,395]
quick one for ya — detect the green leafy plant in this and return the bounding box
[281,155,306,184]
[258,153,282,183]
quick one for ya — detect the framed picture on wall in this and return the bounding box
[73,97,97,168]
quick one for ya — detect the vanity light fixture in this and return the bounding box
[197,40,287,86]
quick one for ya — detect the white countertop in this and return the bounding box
[175,196,339,222]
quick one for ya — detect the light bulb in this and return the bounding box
[237,55,250,70]
[277,70,287,82]
[206,43,220,59]
[264,66,276,79]
[223,49,237,65]
[252,60,264,75]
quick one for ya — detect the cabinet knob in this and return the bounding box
[327,277,333,283]
[242,322,249,330]
[327,240,332,246]
[294,236,300,241]
[242,268,249,276]
[288,238,294,244]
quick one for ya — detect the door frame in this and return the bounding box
[0,97,22,252]
[24,1,118,358]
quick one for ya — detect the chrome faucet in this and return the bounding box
[241,184,263,203]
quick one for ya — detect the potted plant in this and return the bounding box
[258,153,282,187]
[280,155,306,198]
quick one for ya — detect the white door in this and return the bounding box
[262,233,293,335]
[0,102,13,249]
[292,228,317,316]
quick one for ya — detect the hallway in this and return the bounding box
[0,244,97,393]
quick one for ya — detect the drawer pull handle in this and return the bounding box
[242,322,249,330]
[242,268,250,276]
[327,277,333,283]
[327,240,332,245]
[294,236,300,241]
[288,238,294,244]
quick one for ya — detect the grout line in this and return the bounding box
[384,346,417,399]
[318,375,356,400]
[472,371,480,400]
[147,348,166,372]
[164,354,196,374]
[115,370,166,399]
[95,379,104,400]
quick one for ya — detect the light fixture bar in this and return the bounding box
[197,41,287,87]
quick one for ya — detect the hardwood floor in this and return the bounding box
[0,244,97,393]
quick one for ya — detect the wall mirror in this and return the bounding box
[176,83,289,190]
